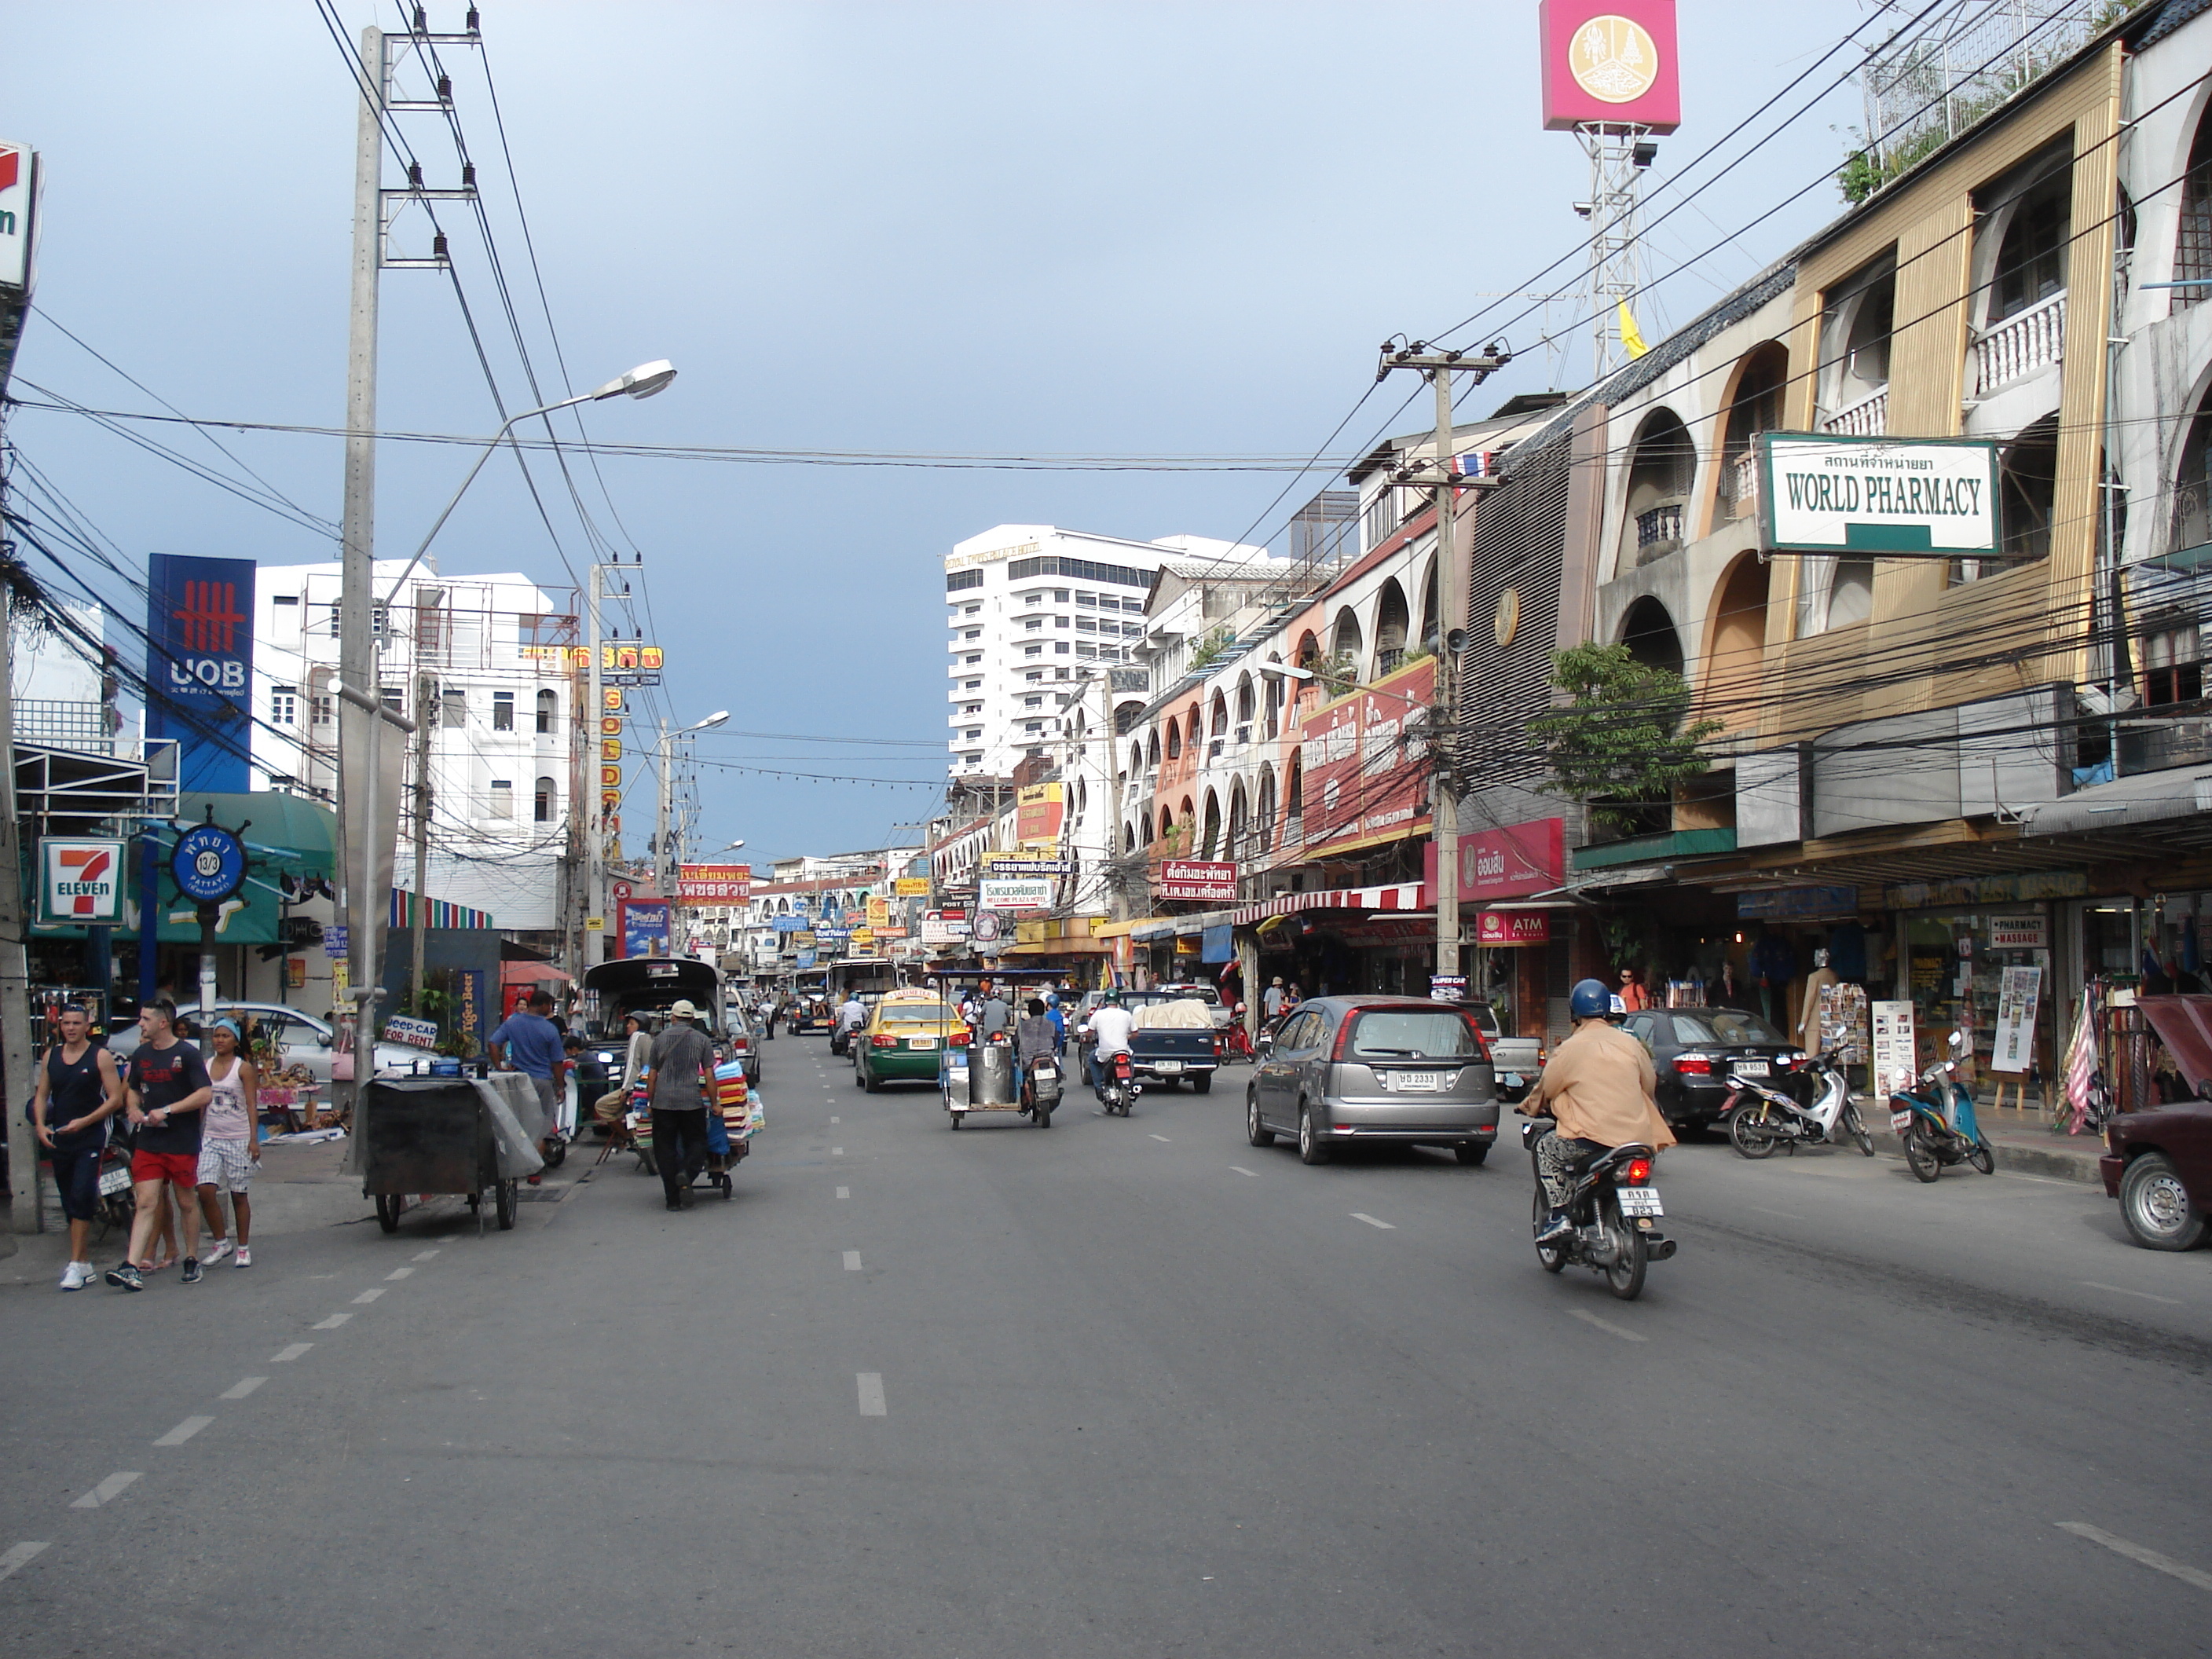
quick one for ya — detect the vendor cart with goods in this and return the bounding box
[359,1072,544,1236]
[606,1059,761,1198]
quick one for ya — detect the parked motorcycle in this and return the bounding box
[1892,1031,1994,1181]
[1022,1053,1063,1128]
[1522,1114,1676,1301]
[1727,1049,1873,1159]
[1100,1050,1141,1117]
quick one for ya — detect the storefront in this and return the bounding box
[1434,818,1566,1041]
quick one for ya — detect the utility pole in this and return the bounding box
[409,667,433,1011]
[0,533,38,1235]
[655,716,672,903]
[1374,339,1509,988]
[582,558,608,972]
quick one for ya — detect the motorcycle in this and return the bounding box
[1099,1050,1141,1117]
[1020,1053,1062,1127]
[1222,1004,1256,1063]
[1522,1114,1676,1301]
[830,1022,855,1058]
[1726,1049,1873,1159]
[1892,1030,1994,1181]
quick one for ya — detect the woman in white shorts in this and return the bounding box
[194,1017,260,1268]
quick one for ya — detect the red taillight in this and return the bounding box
[1674,1055,1714,1076]
[949,1031,971,1047]
[1212,1035,1225,1057]
[1621,1157,1652,1185]
[870,1034,896,1048]
[1113,1053,1133,1079]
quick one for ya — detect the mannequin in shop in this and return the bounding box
[1749,928,1796,1025]
[1796,948,1839,1053]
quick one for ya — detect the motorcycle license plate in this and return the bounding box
[1890,1108,1914,1131]
[97,1166,132,1197]
[1383,1071,1448,1092]
[906,1037,936,1050]
[1616,1187,1663,1218]
[1732,1060,1770,1078]
[1153,1061,1183,1074]
[1500,1072,1523,1089]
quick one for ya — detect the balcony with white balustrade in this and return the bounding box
[1972,290,2065,397]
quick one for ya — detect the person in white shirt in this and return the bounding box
[1262,977,1286,1020]
[1087,990,1136,1098]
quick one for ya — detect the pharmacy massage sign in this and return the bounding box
[1759,434,2000,558]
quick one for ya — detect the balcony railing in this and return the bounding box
[1635,503,1684,562]
[1718,451,1760,521]
[1820,386,1888,437]
[1972,289,2065,397]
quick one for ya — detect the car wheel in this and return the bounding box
[1298,1104,1330,1166]
[2120,1152,2207,1251]
[1455,1143,1489,1166]
[1192,1073,1213,1094]
[1246,1092,1274,1148]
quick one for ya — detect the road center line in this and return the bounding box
[384,1267,414,1281]
[836,1185,850,1199]
[352,1288,386,1304]
[412,1249,441,1261]
[153,1415,213,1448]
[830,1116,840,1123]
[832,1147,844,1156]
[219,1377,267,1401]
[1350,1212,1395,1229]
[843,1251,862,1271]
[1568,1308,1647,1343]
[2082,1281,2185,1306]
[0,1543,49,1582]
[1150,1133,1172,1142]
[1229,1166,1258,1177]
[1752,1207,1803,1220]
[2056,1522,2212,1592]
[857,1372,887,1416]
[312,1313,353,1330]
[271,1342,313,1362]
[68,1473,139,1510]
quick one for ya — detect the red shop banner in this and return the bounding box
[1425,816,1564,901]
[1295,657,1435,860]
[1475,910,1551,946]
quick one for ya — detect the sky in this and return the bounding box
[2,1,1890,866]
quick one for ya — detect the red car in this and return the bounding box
[2101,1099,2212,1251]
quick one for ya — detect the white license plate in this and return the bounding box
[1500,1072,1523,1089]
[1152,1060,1183,1074]
[1383,1071,1448,1091]
[906,1037,936,1050]
[97,1166,132,1196]
[1616,1187,1663,1217]
[1732,1060,1770,1078]
[1891,1108,1914,1131]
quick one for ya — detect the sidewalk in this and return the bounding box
[1864,1100,2108,1185]
[2,1131,598,1286]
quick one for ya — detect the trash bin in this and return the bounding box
[968,1038,1017,1106]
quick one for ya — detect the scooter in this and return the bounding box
[1099,1050,1141,1117]
[1020,1052,1064,1127]
[1726,1049,1873,1159]
[1892,1030,1994,1181]
[1523,1113,1676,1302]
[1223,1005,1256,1064]
[830,1022,855,1059]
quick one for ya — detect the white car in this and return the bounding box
[101,1002,419,1083]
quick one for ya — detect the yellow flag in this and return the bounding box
[1617,301,1648,360]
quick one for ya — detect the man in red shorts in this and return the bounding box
[106,1000,214,1291]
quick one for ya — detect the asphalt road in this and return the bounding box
[4,1038,2209,1658]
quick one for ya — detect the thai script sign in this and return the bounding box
[676,864,751,903]
[1475,910,1551,945]
[1760,434,1999,558]
[1298,657,1435,861]
[1157,860,1237,903]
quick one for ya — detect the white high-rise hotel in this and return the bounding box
[943,525,1263,776]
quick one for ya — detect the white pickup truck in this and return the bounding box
[1465,999,1544,1102]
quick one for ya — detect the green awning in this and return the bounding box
[177,791,338,877]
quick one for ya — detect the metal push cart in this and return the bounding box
[360,1075,544,1236]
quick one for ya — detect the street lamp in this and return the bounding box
[657,711,731,896]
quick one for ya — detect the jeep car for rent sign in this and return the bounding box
[1759,433,1999,558]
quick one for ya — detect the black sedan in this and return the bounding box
[1620,1005,1807,1132]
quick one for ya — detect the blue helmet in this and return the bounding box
[1569,978,1613,1020]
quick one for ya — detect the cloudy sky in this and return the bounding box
[5,1,1885,863]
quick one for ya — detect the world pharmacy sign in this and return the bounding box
[1758,433,1998,558]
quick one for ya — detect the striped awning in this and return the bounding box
[1231,881,1426,927]
[390,890,496,929]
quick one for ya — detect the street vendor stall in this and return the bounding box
[359,1072,544,1236]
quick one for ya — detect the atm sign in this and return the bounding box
[1475,910,1550,946]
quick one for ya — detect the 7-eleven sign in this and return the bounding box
[39,839,127,925]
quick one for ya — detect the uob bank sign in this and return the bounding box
[146,553,255,792]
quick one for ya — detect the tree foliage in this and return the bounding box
[1527,643,1723,834]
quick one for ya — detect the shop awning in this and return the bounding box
[2137,996,2212,1097]
[1230,881,1426,927]
[2019,768,2212,840]
[501,959,573,985]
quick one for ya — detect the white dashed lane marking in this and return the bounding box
[0,1543,49,1581]
[312,1313,353,1330]
[2057,1523,2212,1592]
[830,1116,840,1124]
[271,1343,313,1362]
[384,1267,414,1281]
[219,1377,267,1401]
[843,1251,863,1271]
[2082,1281,2185,1306]
[352,1288,385,1304]
[832,1148,844,1156]
[1350,1213,1394,1229]
[1150,1134,1171,1143]
[1230,1166,1258,1177]
[1569,1308,1647,1343]
[412,1249,441,1262]
[153,1416,213,1447]
[857,1373,887,1416]
[68,1473,139,1510]
[836,1186,850,1199]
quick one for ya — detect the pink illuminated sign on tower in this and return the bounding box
[1539,0,1681,133]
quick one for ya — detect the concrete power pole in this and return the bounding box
[1374,340,1509,989]
[0,508,38,1234]
[409,667,433,1011]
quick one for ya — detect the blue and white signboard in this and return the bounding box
[772,914,808,933]
[146,554,256,793]
[794,949,818,969]
[171,823,247,906]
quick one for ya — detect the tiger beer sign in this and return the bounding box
[39,839,127,925]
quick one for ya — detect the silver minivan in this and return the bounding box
[1245,996,1499,1166]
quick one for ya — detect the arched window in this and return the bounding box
[1419,559,1439,654]
[1262,658,1285,739]
[1199,791,1223,859]
[1718,343,1788,522]
[1254,767,1276,854]
[1235,674,1254,731]
[1963,412,2060,584]
[1621,408,1695,566]
[1227,782,1248,860]
[1295,630,1321,672]
[1372,578,1410,677]
[1702,555,1770,731]
[1330,606,1363,679]
[1619,595,1684,676]
[533,775,556,823]
[535,688,558,734]
[1141,810,1155,847]
[1284,757,1304,839]
[2177,103,2212,310]
[1166,717,1182,760]
[1147,729,1161,769]
[1209,691,1229,741]
[1157,804,1173,849]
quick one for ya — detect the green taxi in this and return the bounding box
[854,993,971,1091]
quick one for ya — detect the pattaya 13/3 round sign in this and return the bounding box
[172,823,247,905]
